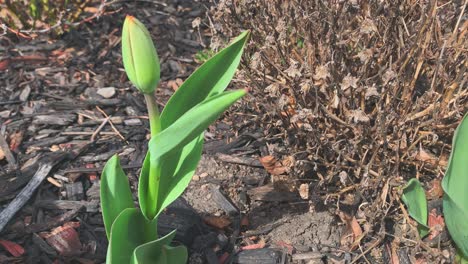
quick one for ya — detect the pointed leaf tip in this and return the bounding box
[100,155,135,239]
[160,30,249,129]
[401,178,429,238]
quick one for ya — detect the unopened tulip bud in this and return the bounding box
[121,16,160,94]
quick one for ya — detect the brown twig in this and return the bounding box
[96,106,127,143]
[90,116,110,142]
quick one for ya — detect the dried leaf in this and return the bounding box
[414,146,445,167]
[259,155,276,169]
[331,90,340,109]
[360,19,377,34]
[9,131,23,151]
[285,59,301,78]
[281,155,295,168]
[259,155,287,175]
[299,183,309,199]
[192,17,201,28]
[313,65,330,80]
[250,52,262,69]
[341,75,359,91]
[426,179,444,200]
[204,215,232,230]
[349,109,370,123]
[390,242,400,264]
[337,172,348,187]
[277,94,289,109]
[380,179,390,207]
[350,216,363,238]
[365,85,379,98]
[275,240,294,254]
[427,209,445,240]
[300,80,311,93]
[357,49,373,63]
[265,83,280,97]
[167,78,184,91]
[382,70,396,85]
[338,211,363,250]
[241,241,265,250]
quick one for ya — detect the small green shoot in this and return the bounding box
[401,178,430,238]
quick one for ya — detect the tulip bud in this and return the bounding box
[121,16,160,94]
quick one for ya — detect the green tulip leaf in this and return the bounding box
[442,113,468,257]
[132,229,187,264]
[107,208,157,264]
[138,152,154,220]
[156,134,203,216]
[100,155,135,239]
[160,31,249,129]
[444,195,468,258]
[401,178,429,238]
[141,90,244,219]
[139,136,204,220]
[149,89,245,164]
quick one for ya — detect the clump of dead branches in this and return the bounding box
[209,0,467,261]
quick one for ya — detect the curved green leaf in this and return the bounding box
[401,178,429,238]
[138,152,154,220]
[100,155,135,239]
[160,31,249,129]
[107,208,157,264]
[443,195,468,257]
[132,229,187,264]
[442,113,468,257]
[149,89,246,164]
[156,134,204,217]
[139,133,204,221]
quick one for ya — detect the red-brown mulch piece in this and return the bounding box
[40,222,82,256]
[0,240,25,257]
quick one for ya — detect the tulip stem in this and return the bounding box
[144,92,162,220]
[144,93,161,136]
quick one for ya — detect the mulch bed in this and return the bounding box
[0,1,232,263]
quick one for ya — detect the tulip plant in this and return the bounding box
[402,113,468,261]
[100,16,249,263]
